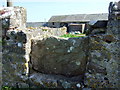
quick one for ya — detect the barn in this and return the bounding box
[48,13,108,33]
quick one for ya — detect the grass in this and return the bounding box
[0,40,2,46]
[42,29,48,31]
[60,33,86,38]
[2,86,12,90]
[0,40,6,45]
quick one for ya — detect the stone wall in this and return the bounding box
[2,22,119,88]
[28,1,120,88]
[85,35,119,88]
[0,7,26,29]
[2,27,67,88]
[1,6,28,88]
[1,6,26,39]
[84,2,120,88]
[9,6,26,29]
[29,34,119,88]
[2,30,29,87]
[1,1,120,89]
[0,18,2,90]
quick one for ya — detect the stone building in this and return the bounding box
[48,13,108,33]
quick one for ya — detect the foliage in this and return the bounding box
[2,86,12,90]
[42,29,48,31]
[0,40,6,45]
[0,40,2,46]
[60,33,86,38]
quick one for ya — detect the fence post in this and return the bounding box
[7,0,13,7]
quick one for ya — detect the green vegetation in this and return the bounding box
[60,33,86,38]
[2,86,12,90]
[0,40,2,46]
[0,41,2,43]
[2,86,30,90]
[0,40,5,46]
[42,29,48,31]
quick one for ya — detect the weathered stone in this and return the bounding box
[1,2,120,88]
[103,35,116,43]
[87,62,107,75]
[90,28,106,35]
[30,36,89,77]
[84,34,120,88]
[2,30,28,87]
[29,72,84,88]
[0,7,26,30]
[86,21,107,35]
[89,36,105,50]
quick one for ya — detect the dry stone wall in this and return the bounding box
[28,2,120,88]
[84,2,120,88]
[2,28,67,88]
[1,6,28,88]
[1,2,120,89]
[0,16,2,90]
[0,6,26,29]
[2,30,29,87]
[29,32,120,88]
[85,35,120,88]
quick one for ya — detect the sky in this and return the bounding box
[0,0,115,22]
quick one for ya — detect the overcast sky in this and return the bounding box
[0,0,116,22]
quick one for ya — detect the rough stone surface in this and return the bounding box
[84,4,120,88]
[0,6,26,29]
[30,36,89,77]
[0,18,2,90]
[107,16,120,40]
[29,72,84,88]
[90,28,106,35]
[84,35,120,88]
[2,30,29,87]
[1,2,120,89]
[1,27,68,88]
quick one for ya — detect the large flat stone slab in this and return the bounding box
[30,36,89,77]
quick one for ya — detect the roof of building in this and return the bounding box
[48,13,108,22]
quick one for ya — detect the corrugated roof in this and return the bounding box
[48,13,108,22]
